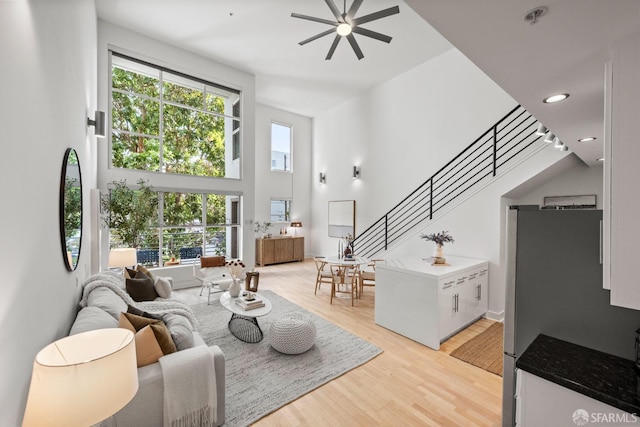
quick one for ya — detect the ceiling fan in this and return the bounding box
[291,0,400,60]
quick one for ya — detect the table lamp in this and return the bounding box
[290,221,302,236]
[108,248,137,274]
[22,328,138,427]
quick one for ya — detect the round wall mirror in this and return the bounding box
[60,148,83,271]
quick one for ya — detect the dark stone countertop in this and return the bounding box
[516,334,640,415]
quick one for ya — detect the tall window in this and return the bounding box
[110,52,241,178]
[271,122,292,172]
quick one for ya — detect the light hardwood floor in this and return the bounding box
[176,259,503,426]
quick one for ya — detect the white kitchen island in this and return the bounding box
[375,256,488,350]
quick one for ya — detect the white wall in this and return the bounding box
[309,47,593,318]
[97,21,258,267]
[254,104,312,254]
[0,2,97,425]
[311,48,518,257]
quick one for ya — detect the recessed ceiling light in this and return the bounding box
[543,93,570,104]
[578,137,597,142]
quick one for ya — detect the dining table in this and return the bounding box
[324,256,370,299]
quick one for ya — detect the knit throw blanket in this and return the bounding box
[79,271,199,329]
[159,345,217,427]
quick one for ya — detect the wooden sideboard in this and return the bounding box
[255,237,304,266]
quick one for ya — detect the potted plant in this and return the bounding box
[100,179,158,249]
[253,220,273,238]
[420,230,454,264]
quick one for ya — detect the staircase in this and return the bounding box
[353,105,543,258]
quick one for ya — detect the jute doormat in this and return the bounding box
[450,321,504,376]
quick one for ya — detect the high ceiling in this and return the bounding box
[406,0,640,166]
[97,0,640,167]
[96,0,453,118]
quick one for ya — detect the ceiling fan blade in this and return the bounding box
[346,34,364,60]
[291,12,338,27]
[346,0,364,20]
[299,28,337,46]
[352,26,392,43]
[326,34,342,60]
[352,6,400,26]
[324,0,345,22]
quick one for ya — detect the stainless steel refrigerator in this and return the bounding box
[502,205,640,426]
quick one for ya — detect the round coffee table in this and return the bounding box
[219,292,272,343]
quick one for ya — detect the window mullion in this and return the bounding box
[159,71,164,173]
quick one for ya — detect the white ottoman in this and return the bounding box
[270,312,317,355]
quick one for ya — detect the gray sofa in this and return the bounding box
[70,271,225,426]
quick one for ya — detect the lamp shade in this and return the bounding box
[109,248,137,268]
[23,329,138,427]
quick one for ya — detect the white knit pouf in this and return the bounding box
[270,312,317,355]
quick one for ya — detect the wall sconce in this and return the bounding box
[319,172,326,183]
[353,166,361,179]
[87,110,106,138]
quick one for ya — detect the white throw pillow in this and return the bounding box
[163,314,195,351]
[154,276,172,299]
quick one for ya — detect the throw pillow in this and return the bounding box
[127,304,163,321]
[154,276,172,299]
[126,273,158,302]
[120,312,177,356]
[163,314,195,351]
[124,268,136,279]
[121,319,164,368]
[136,264,154,280]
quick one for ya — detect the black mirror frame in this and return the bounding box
[59,148,83,272]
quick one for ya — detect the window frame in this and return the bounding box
[270,121,293,173]
[270,198,292,223]
[108,51,242,179]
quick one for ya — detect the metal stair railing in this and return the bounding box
[353,105,542,258]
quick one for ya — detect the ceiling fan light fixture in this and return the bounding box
[336,23,352,36]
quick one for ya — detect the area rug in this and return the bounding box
[191,290,383,426]
[450,321,503,376]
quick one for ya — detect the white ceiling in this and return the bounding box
[406,0,640,167]
[97,0,640,167]
[96,0,453,118]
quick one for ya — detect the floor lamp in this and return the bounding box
[22,329,138,427]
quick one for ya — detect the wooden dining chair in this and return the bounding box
[359,259,384,297]
[330,263,360,306]
[314,257,333,295]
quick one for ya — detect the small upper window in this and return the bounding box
[270,199,291,223]
[271,122,292,172]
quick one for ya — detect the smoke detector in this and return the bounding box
[523,6,548,24]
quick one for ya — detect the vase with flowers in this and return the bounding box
[343,233,355,258]
[420,230,454,264]
[253,220,273,239]
[225,259,246,297]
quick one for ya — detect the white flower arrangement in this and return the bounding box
[225,259,246,280]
